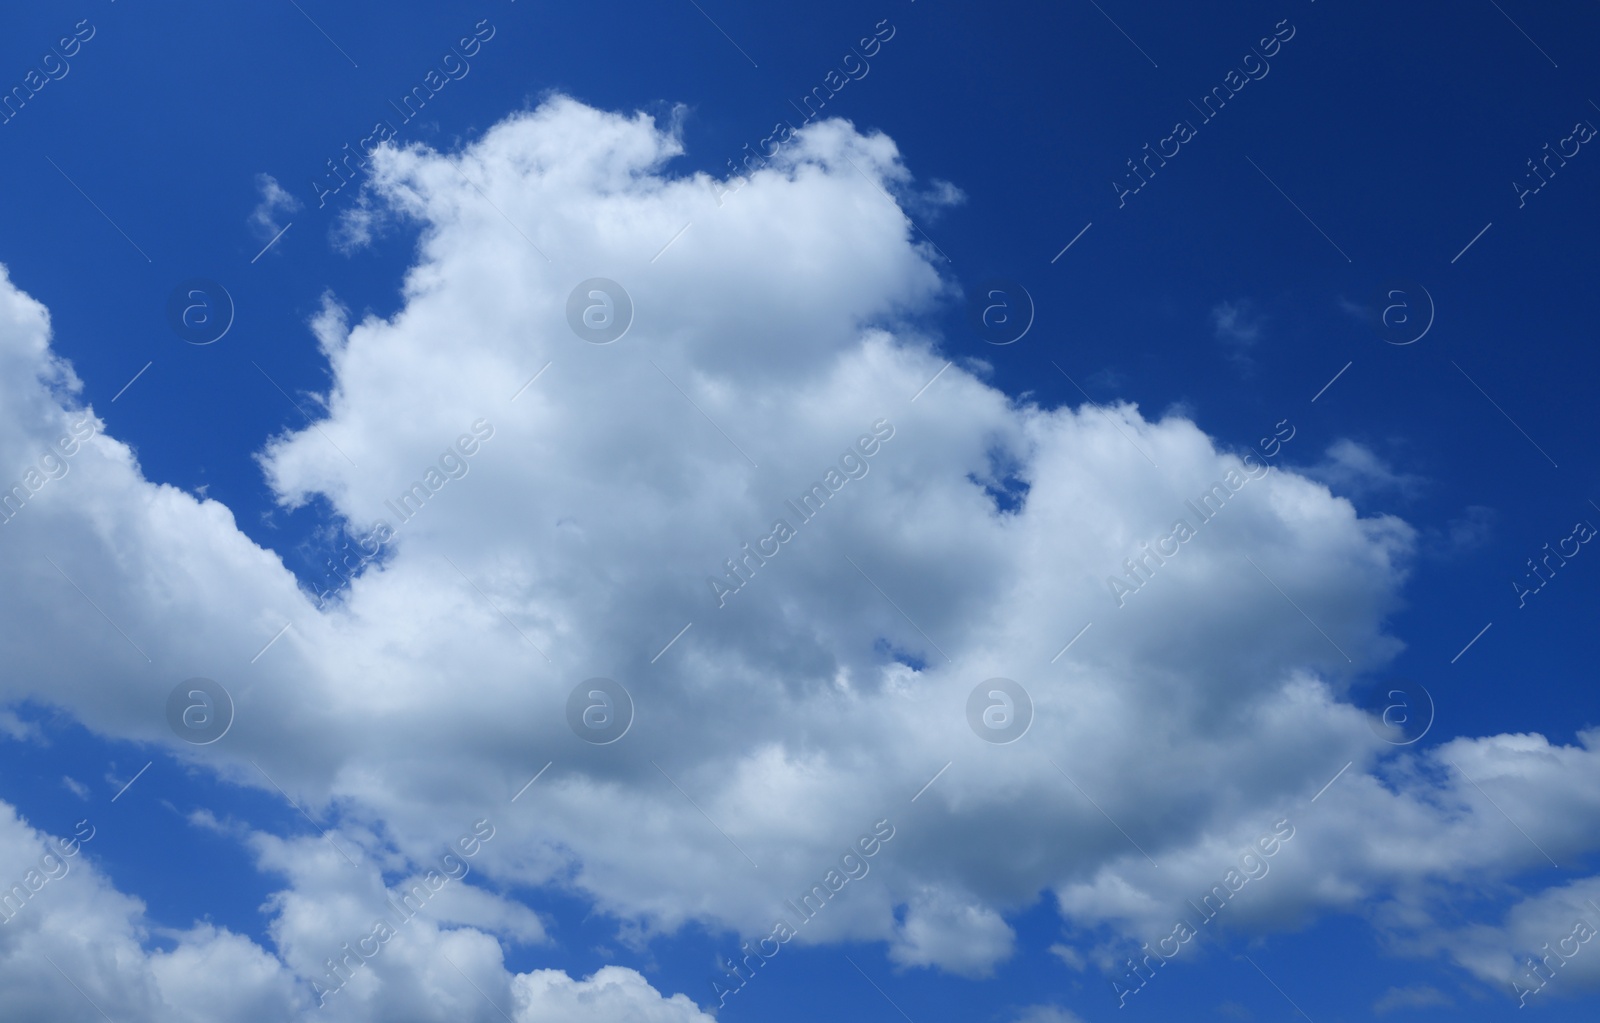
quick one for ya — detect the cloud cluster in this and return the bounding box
[1,95,1598,1018]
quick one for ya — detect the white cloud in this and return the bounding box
[1210,299,1263,367]
[249,173,301,243]
[1011,1005,1088,1023]
[1373,983,1452,1014]
[0,95,1597,1017]
[1304,438,1424,501]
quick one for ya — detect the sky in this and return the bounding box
[0,0,1598,1020]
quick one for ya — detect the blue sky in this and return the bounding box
[1,0,1599,1020]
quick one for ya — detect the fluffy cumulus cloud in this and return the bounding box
[2,95,1600,1017]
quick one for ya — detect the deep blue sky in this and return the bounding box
[2,0,1598,1019]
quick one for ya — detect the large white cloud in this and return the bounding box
[0,95,1597,1017]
